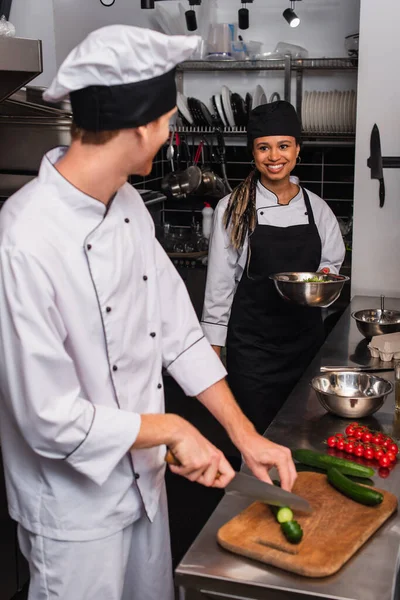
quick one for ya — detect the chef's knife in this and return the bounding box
[367,123,385,208]
[165,450,312,514]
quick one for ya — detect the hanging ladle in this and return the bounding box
[166,120,177,172]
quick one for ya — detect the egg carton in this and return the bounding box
[368,332,400,362]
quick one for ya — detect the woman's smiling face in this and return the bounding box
[253,136,300,184]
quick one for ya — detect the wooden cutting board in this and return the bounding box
[217,472,398,577]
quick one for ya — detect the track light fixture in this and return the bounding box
[239,0,253,31]
[283,0,301,27]
[185,0,201,31]
[141,0,155,8]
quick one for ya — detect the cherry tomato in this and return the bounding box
[336,439,345,451]
[345,425,355,436]
[364,447,375,460]
[379,455,391,468]
[378,467,391,479]
[354,428,364,440]
[335,433,345,438]
[362,432,372,443]
[386,452,397,463]
[388,443,399,455]
[344,442,354,454]
[382,439,391,449]
[372,434,382,445]
[374,449,384,460]
[349,422,359,428]
[327,436,337,448]
[346,436,356,443]
[354,445,364,457]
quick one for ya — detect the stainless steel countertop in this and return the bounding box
[176,296,400,600]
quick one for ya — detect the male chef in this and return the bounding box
[0,25,296,600]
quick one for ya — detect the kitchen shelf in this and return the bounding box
[177,57,358,72]
[176,126,356,145]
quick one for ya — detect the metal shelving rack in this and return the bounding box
[176,57,358,143]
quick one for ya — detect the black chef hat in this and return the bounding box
[247,101,301,145]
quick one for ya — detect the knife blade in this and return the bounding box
[368,123,385,208]
[225,471,312,514]
[165,450,312,514]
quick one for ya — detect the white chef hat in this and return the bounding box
[43,25,200,132]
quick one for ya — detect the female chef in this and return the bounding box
[202,101,345,435]
[0,29,297,600]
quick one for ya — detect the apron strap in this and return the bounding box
[301,188,316,226]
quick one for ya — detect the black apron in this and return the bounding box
[226,187,324,434]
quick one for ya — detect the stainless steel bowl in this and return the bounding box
[269,272,349,308]
[351,309,400,339]
[311,371,393,418]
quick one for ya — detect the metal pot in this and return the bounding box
[161,165,202,199]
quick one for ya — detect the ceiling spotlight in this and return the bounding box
[283,1,300,27]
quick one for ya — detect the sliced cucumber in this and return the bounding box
[293,449,374,478]
[276,507,294,523]
[281,520,303,544]
[327,467,383,506]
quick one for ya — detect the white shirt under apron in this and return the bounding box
[201,178,346,347]
[0,147,226,541]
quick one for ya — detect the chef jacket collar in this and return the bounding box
[256,176,302,206]
[39,147,108,218]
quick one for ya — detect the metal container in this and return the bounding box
[351,309,400,339]
[269,272,349,308]
[311,371,393,418]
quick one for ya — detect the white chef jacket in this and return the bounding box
[0,147,226,541]
[201,178,345,347]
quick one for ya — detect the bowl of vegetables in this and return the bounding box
[269,272,349,308]
[311,371,393,418]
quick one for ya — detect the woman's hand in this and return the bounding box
[318,267,330,274]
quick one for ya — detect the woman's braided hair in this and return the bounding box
[224,168,259,250]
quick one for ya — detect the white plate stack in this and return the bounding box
[301,90,357,134]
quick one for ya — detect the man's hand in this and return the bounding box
[239,434,297,492]
[166,418,235,488]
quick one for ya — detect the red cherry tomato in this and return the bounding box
[388,443,399,455]
[335,433,345,438]
[378,467,391,478]
[382,439,391,449]
[379,455,391,468]
[345,425,355,436]
[354,428,364,440]
[354,445,364,457]
[344,442,354,454]
[336,439,345,451]
[363,447,375,460]
[327,436,337,448]
[386,452,397,463]
[372,434,382,445]
[349,422,359,427]
[374,449,384,461]
[362,432,372,443]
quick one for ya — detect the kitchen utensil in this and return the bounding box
[230,92,247,127]
[221,86,236,128]
[368,123,385,207]
[225,471,312,513]
[166,133,175,172]
[238,34,249,59]
[345,33,359,58]
[320,365,394,373]
[351,309,400,338]
[165,451,311,513]
[217,472,397,578]
[270,272,349,308]
[311,371,393,418]
[177,92,193,125]
[161,165,202,199]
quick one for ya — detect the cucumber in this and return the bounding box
[270,505,294,523]
[293,449,374,478]
[327,467,383,506]
[281,520,303,544]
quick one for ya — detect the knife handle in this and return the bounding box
[165,449,221,479]
[379,178,385,208]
